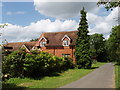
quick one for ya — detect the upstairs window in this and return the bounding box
[63,40,69,46]
[39,36,47,47]
[40,41,46,47]
[61,35,71,46]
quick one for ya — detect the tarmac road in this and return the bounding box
[60,63,115,88]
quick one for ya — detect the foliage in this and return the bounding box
[106,25,120,64]
[0,24,8,28]
[2,62,106,88]
[90,33,108,62]
[2,50,12,56]
[30,38,38,41]
[115,65,120,88]
[3,49,75,78]
[97,0,120,11]
[75,8,92,68]
[2,48,27,77]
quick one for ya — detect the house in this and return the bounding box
[34,30,78,62]
[3,30,78,62]
[3,41,37,52]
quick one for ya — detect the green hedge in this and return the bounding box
[2,49,75,78]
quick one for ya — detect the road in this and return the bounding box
[60,63,115,88]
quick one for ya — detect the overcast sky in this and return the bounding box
[0,0,118,43]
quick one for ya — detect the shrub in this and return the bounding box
[62,57,75,70]
[3,50,75,78]
[23,53,36,77]
[2,49,26,77]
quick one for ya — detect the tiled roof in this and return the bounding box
[4,41,37,51]
[35,30,78,46]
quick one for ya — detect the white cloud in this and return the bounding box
[105,7,118,25]
[6,11,12,15]
[87,7,118,38]
[6,11,25,15]
[16,11,25,14]
[2,19,78,42]
[33,0,99,2]
[33,0,118,39]
[3,2,118,42]
[34,1,100,19]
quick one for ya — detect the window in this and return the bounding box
[63,40,69,46]
[62,54,70,57]
[40,41,46,47]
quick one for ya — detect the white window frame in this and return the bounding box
[63,40,69,46]
[61,35,71,41]
[61,35,71,46]
[39,36,47,42]
[40,41,46,47]
[62,54,70,57]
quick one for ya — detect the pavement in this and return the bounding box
[59,63,115,88]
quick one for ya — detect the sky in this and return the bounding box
[0,0,119,43]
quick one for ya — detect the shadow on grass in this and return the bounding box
[29,71,61,80]
[47,72,61,77]
[115,64,120,66]
[2,82,27,90]
[78,66,99,69]
[2,82,55,90]
[87,67,99,69]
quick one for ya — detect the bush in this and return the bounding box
[62,57,75,70]
[3,49,75,78]
[116,58,120,65]
[2,49,26,77]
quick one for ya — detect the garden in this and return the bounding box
[2,48,106,88]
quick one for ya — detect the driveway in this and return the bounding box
[60,63,115,88]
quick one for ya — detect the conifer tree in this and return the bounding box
[75,8,92,68]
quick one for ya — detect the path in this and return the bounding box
[60,63,115,88]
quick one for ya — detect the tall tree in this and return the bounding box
[107,25,120,64]
[75,8,92,68]
[90,33,108,62]
[97,0,120,63]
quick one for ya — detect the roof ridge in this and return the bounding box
[7,41,37,44]
[43,30,78,34]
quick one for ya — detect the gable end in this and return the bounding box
[61,35,71,41]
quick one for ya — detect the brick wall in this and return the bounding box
[41,46,76,62]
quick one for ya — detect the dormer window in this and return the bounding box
[61,35,71,46]
[40,41,46,47]
[63,40,69,46]
[39,36,47,47]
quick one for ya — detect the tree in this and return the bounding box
[30,38,38,41]
[97,0,120,11]
[75,8,92,68]
[97,0,120,63]
[107,25,120,64]
[0,24,8,28]
[90,33,108,62]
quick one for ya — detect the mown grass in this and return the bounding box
[115,64,120,89]
[2,62,106,88]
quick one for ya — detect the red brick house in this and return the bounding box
[3,41,37,52]
[34,31,78,62]
[4,30,78,62]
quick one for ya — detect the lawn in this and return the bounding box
[115,64,120,88]
[2,62,106,89]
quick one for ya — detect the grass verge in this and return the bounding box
[2,62,106,88]
[115,64,120,88]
